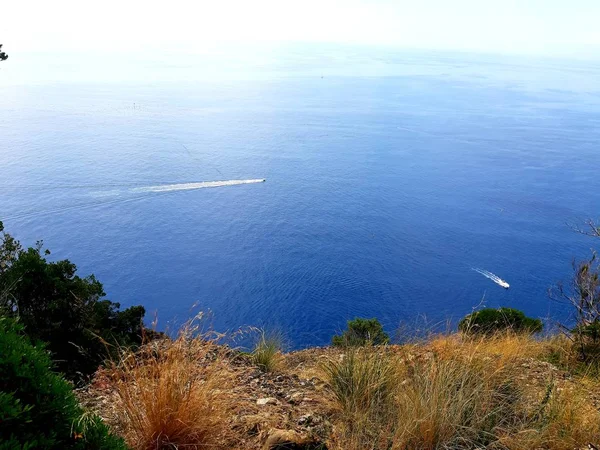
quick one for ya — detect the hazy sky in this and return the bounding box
[2,0,600,57]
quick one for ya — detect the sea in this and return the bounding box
[2,44,600,347]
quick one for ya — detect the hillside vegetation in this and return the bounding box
[76,324,600,450]
[4,222,600,449]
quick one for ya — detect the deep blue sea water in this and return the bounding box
[2,47,600,346]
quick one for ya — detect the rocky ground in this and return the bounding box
[78,343,600,450]
[78,346,338,450]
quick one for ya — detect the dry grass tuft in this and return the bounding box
[322,348,396,415]
[543,332,600,378]
[251,329,283,372]
[321,347,398,449]
[498,384,600,450]
[324,333,600,450]
[106,326,237,450]
[429,330,546,363]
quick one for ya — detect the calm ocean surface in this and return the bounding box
[2,47,600,346]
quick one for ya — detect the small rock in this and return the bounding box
[257,397,278,406]
[287,392,303,404]
[298,414,313,426]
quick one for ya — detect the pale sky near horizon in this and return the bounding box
[2,0,600,58]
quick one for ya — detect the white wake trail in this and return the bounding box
[3,179,267,221]
[131,179,266,193]
[472,268,510,289]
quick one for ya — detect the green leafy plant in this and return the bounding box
[332,317,390,347]
[459,307,543,335]
[0,221,150,381]
[0,315,126,449]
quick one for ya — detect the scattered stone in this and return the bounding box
[257,397,278,406]
[287,392,303,404]
[297,413,315,426]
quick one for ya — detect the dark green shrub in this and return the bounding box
[459,308,543,335]
[0,221,150,381]
[332,317,390,347]
[0,316,127,449]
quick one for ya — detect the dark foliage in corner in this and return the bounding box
[459,307,543,335]
[0,44,7,62]
[0,315,127,449]
[332,317,390,347]
[0,221,151,381]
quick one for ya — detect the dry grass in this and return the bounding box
[497,385,600,450]
[543,332,600,377]
[393,356,515,448]
[85,324,600,450]
[322,348,396,414]
[105,327,237,450]
[251,329,283,373]
[322,348,398,449]
[429,330,546,361]
[323,333,600,450]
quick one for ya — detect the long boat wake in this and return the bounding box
[131,179,266,193]
[472,268,510,289]
[2,179,266,221]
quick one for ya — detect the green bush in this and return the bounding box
[0,316,127,449]
[459,308,543,335]
[0,221,150,381]
[332,317,390,347]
